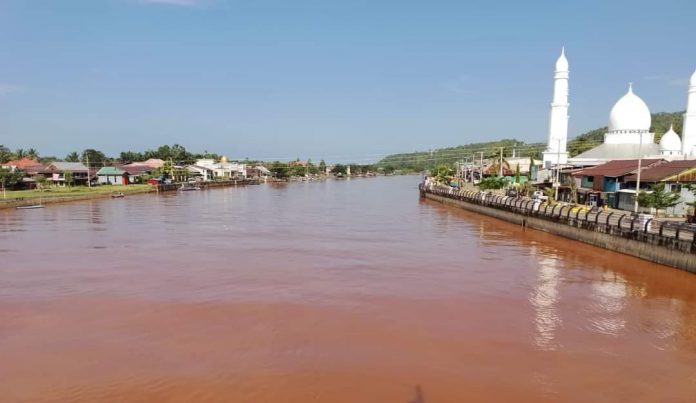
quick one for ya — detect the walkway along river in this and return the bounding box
[421,183,696,273]
[2,176,696,402]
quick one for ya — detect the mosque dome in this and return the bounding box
[608,84,651,132]
[220,156,229,163]
[555,47,568,71]
[659,124,682,152]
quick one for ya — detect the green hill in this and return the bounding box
[377,111,685,171]
[375,139,545,173]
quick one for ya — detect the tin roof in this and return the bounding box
[624,160,696,182]
[48,162,89,172]
[96,166,126,176]
[573,159,662,178]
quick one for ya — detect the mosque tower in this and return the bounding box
[681,70,696,157]
[543,47,570,168]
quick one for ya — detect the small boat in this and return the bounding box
[111,192,125,198]
[16,205,44,210]
[179,184,201,191]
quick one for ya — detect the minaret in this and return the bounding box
[542,47,570,168]
[682,69,696,157]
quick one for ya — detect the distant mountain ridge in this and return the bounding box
[376,111,685,171]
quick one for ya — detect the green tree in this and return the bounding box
[0,168,24,195]
[543,187,557,205]
[433,165,454,185]
[26,148,39,160]
[65,151,80,162]
[14,148,26,159]
[0,145,12,163]
[81,149,107,165]
[64,171,74,187]
[288,164,306,177]
[318,160,327,174]
[514,163,521,184]
[35,175,48,192]
[119,151,145,163]
[331,164,347,175]
[637,183,681,217]
[519,181,535,197]
[479,176,507,191]
[270,161,288,179]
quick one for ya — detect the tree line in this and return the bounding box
[0,144,224,166]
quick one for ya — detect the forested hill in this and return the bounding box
[375,139,544,172]
[376,111,685,172]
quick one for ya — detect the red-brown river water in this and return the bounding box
[1,176,696,402]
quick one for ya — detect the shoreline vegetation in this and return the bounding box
[0,184,156,210]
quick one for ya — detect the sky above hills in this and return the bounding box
[0,0,694,162]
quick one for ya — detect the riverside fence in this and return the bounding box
[420,184,696,256]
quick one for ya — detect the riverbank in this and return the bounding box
[420,184,696,274]
[0,179,259,210]
[0,185,156,209]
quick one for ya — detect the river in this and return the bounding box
[1,176,695,402]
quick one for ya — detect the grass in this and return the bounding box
[1,184,155,200]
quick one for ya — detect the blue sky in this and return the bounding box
[0,0,694,162]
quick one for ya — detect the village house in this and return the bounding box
[1,158,45,173]
[45,162,90,186]
[195,157,246,180]
[245,165,271,179]
[95,164,152,185]
[186,165,215,182]
[572,159,663,208]
[621,160,696,216]
[96,167,129,185]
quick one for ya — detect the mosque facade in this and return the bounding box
[542,49,696,167]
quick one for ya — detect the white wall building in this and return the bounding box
[195,157,246,179]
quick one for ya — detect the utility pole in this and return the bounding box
[86,155,91,189]
[479,152,484,181]
[554,139,560,201]
[471,154,475,183]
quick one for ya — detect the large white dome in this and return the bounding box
[691,69,696,86]
[608,84,651,132]
[659,125,682,151]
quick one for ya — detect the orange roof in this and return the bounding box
[1,158,44,170]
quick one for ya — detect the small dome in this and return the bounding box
[555,47,568,71]
[608,83,651,132]
[220,156,229,163]
[659,125,682,151]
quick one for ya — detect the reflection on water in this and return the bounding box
[529,252,562,351]
[589,272,628,337]
[1,176,696,402]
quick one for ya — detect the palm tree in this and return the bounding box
[26,148,39,160]
[65,151,80,162]
[14,148,26,159]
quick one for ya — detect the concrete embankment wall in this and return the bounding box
[424,192,696,274]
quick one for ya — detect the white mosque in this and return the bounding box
[542,48,696,168]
